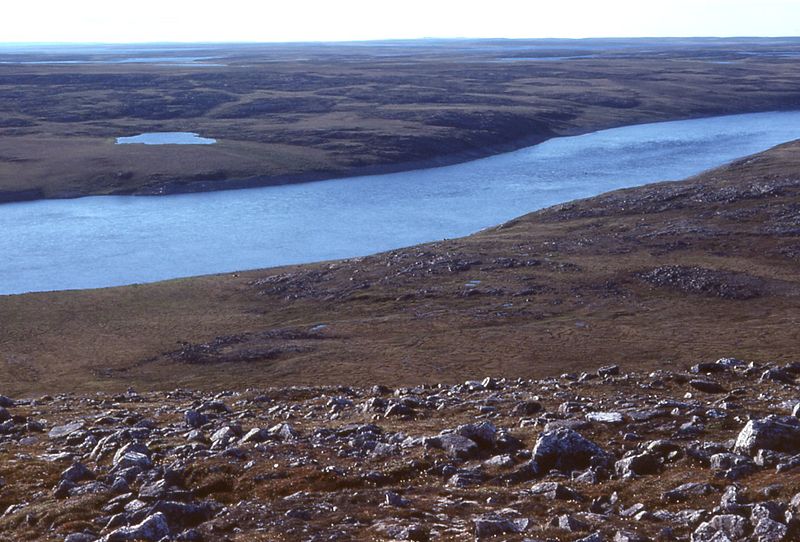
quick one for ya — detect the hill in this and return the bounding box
[1,140,799,396]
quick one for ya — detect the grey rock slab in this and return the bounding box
[753,517,788,542]
[48,420,85,439]
[99,512,170,541]
[691,514,748,542]
[431,433,479,460]
[585,411,625,424]
[734,416,800,455]
[662,482,715,503]
[473,514,527,538]
[530,481,583,501]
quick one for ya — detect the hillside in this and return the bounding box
[1,140,799,396]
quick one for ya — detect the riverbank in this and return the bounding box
[2,139,799,395]
[3,38,800,203]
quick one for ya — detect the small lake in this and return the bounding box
[116,132,217,145]
[3,110,800,295]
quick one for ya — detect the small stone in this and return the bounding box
[556,514,588,532]
[530,481,583,501]
[455,422,497,447]
[61,462,95,484]
[598,365,620,377]
[586,411,624,424]
[184,409,207,428]
[511,401,543,417]
[614,531,650,542]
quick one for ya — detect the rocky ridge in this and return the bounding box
[2,359,800,540]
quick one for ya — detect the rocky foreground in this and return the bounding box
[2,360,800,540]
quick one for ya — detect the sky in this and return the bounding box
[1,0,799,43]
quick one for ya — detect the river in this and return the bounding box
[3,110,800,295]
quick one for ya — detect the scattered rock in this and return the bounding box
[532,427,610,472]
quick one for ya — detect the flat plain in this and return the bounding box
[2,38,800,201]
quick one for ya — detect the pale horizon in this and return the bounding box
[2,0,799,44]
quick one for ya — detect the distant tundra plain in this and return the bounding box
[2,38,800,202]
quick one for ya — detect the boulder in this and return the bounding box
[472,514,527,538]
[615,452,661,477]
[455,422,497,447]
[662,482,715,503]
[100,512,170,541]
[734,416,800,455]
[532,427,610,472]
[431,433,479,459]
[691,514,748,542]
[48,420,85,439]
[753,518,788,542]
[530,482,583,501]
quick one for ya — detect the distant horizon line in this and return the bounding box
[1,35,799,47]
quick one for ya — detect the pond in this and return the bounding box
[116,132,217,145]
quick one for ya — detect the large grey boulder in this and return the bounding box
[430,433,479,459]
[472,514,527,538]
[100,512,170,541]
[753,518,788,541]
[691,514,748,542]
[48,420,85,439]
[734,416,800,455]
[532,427,610,472]
[455,422,497,448]
[616,452,661,477]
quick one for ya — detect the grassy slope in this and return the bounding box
[2,39,800,199]
[2,141,799,396]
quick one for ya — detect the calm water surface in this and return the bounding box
[3,111,800,295]
[116,132,217,145]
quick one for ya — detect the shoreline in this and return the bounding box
[3,106,799,206]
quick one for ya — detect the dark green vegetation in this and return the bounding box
[2,140,800,395]
[2,38,800,200]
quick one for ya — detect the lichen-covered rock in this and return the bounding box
[100,512,170,541]
[430,433,479,459]
[691,514,749,542]
[616,452,661,477]
[532,427,610,472]
[734,416,800,455]
[472,514,527,538]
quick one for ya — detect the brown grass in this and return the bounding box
[2,39,800,199]
[2,140,800,396]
